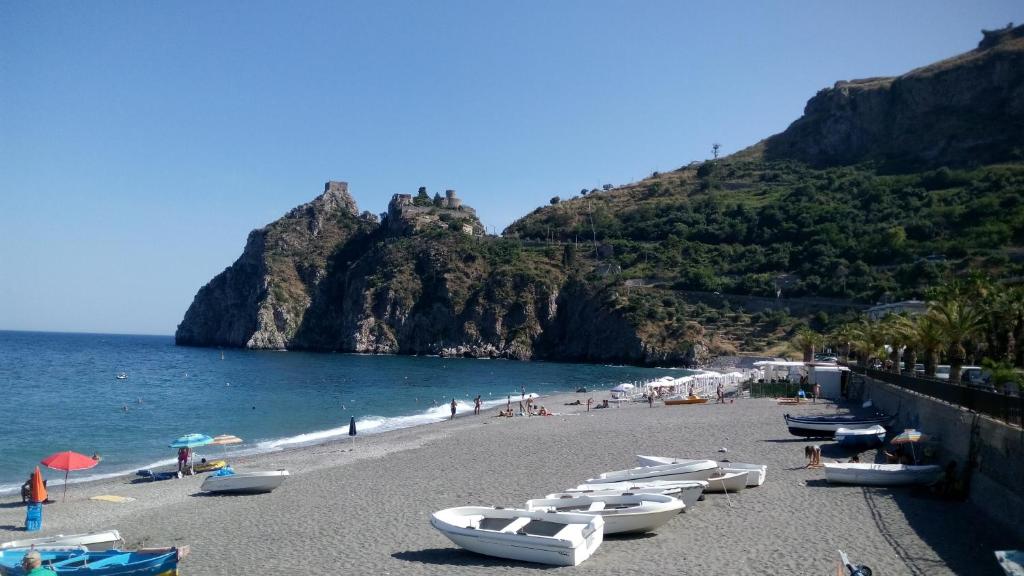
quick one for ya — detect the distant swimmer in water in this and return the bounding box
[122,404,128,412]
[137,397,143,404]
[252,405,256,410]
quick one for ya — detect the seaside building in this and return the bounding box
[865,300,928,320]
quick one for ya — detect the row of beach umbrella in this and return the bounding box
[30,421,359,502]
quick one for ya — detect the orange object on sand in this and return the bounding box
[29,466,47,503]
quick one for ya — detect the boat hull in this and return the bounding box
[0,547,184,576]
[784,414,892,438]
[664,398,708,405]
[563,481,706,510]
[525,494,684,535]
[835,426,886,450]
[637,455,767,487]
[587,460,718,484]
[430,507,603,566]
[1,531,123,551]
[823,463,942,486]
[701,472,748,493]
[200,470,288,494]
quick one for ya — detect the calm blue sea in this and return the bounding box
[0,331,684,493]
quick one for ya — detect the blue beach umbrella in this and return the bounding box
[169,434,214,448]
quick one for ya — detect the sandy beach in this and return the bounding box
[0,393,1013,575]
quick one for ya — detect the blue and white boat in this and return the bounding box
[835,425,887,450]
[0,546,188,576]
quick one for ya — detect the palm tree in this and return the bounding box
[828,324,857,363]
[930,285,987,384]
[849,319,887,367]
[791,327,824,363]
[880,314,913,372]
[909,313,945,376]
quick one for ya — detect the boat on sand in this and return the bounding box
[784,413,893,438]
[663,396,708,405]
[823,463,942,486]
[637,455,767,487]
[525,493,684,535]
[430,506,603,566]
[1,530,123,551]
[200,469,288,494]
[835,425,886,450]
[0,546,188,575]
[701,471,748,493]
[563,480,706,509]
[586,460,718,484]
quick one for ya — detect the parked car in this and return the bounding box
[934,365,950,380]
[960,367,994,391]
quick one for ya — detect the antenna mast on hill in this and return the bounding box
[588,199,598,260]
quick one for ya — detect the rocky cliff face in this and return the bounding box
[175,181,373,348]
[764,25,1024,169]
[176,183,710,365]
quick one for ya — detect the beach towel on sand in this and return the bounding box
[89,495,136,503]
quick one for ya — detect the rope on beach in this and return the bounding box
[861,487,925,576]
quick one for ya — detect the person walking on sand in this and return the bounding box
[716,382,724,404]
[450,398,457,420]
[474,395,481,415]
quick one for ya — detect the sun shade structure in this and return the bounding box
[891,429,928,464]
[40,451,99,500]
[168,434,214,448]
[29,466,47,503]
[211,435,242,446]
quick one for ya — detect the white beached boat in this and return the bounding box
[834,425,886,450]
[823,463,942,486]
[565,480,707,510]
[199,469,289,494]
[586,460,718,484]
[525,493,684,535]
[430,506,603,566]
[637,455,768,487]
[701,471,748,493]
[0,530,123,551]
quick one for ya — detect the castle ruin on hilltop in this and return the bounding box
[384,186,483,236]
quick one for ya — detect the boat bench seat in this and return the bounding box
[498,517,532,534]
[49,554,90,568]
[81,553,132,568]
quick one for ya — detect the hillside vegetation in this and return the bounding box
[177,25,1024,364]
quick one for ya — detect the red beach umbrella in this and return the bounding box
[41,451,99,501]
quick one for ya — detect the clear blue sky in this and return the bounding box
[2,1,1021,335]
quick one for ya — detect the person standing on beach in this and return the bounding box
[521,385,525,399]
[450,398,457,420]
[177,447,189,475]
[716,382,724,404]
[474,395,481,415]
